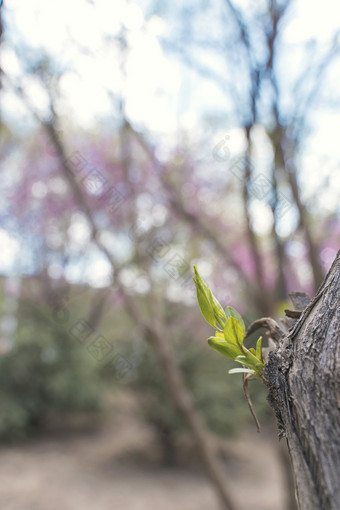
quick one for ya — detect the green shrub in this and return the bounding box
[0,297,105,441]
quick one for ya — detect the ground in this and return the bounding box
[0,397,286,510]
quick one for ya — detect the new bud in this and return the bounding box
[193,265,226,330]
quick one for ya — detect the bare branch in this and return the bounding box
[245,317,285,345]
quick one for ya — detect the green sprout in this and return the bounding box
[193,265,265,379]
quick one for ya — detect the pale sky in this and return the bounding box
[1,0,340,284]
[2,0,340,134]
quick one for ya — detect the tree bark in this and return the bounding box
[264,251,340,510]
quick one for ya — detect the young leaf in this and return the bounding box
[244,347,265,368]
[210,293,227,324]
[235,355,247,362]
[225,306,246,333]
[228,368,256,375]
[208,336,240,360]
[234,351,265,373]
[234,355,257,371]
[256,336,263,361]
[223,316,244,347]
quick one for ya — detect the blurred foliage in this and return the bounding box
[0,278,272,451]
[0,295,105,441]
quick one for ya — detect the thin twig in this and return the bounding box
[242,374,261,433]
[284,309,302,319]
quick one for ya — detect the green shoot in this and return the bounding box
[193,265,265,379]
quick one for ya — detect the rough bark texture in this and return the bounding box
[264,251,340,510]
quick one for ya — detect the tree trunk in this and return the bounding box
[264,251,340,510]
[152,420,177,467]
[127,295,237,510]
[277,439,299,510]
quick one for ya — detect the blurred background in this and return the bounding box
[0,1,339,509]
